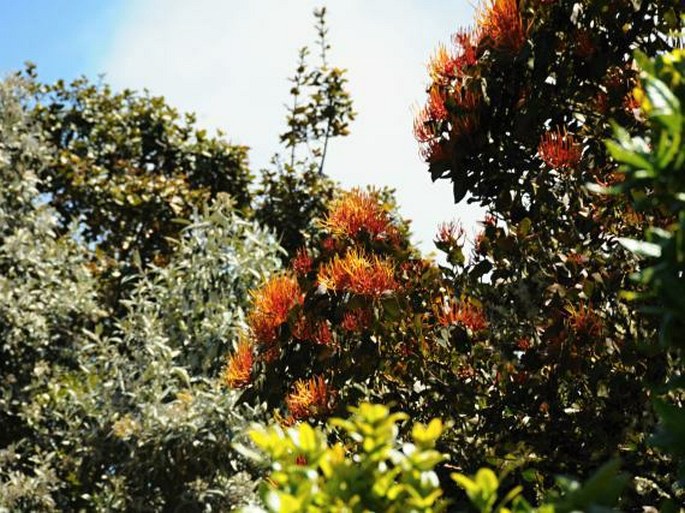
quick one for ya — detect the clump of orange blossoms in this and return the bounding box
[476,0,529,54]
[538,127,583,170]
[318,248,398,297]
[285,375,336,421]
[428,44,458,83]
[438,299,488,332]
[248,274,303,344]
[321,189,393,241]
[222,338,254,389]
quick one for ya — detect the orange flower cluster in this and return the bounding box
[322,189,393,241]
[476,0,528,54]
[285,376,336,421]
[428,44,458,84]
[222,338,254,389]
[567,303,603,339]
[438,299,488,332]
[248,274,303,344]
[428,87,449,121]
[415,28,483,163]
[318,248,398,297]
[538,127,583,170]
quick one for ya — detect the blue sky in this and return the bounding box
[1,1,481,254]
[0,1,126,81]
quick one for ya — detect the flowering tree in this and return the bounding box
[223,188,448,424]
[413,0,682,503]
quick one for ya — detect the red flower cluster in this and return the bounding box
[452,28,480,68]
[340,307,373,333]
[538,127,583,170]
[292,247,313,276]
[248,274,303,345]
[292,315,333,346]
[566,303,603,339]
[435,221,465,247]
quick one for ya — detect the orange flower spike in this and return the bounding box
[285,376,336,421]
[222,338,254,389]
[413,106,437,143]
[477,0,528,54]
[435,221,465,246]
[248,274,303,345]
[452,28,480,68]
[538,127,583,170]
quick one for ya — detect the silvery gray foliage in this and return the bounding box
[119,192,285,375]
[0,73,102,511]
[0,75,280,511]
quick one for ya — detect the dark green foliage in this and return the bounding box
[256,160,337,257]
[604,45,685,502]
[412,1,683,504]
[24,64,253,303]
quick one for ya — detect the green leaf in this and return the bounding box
[618,237,662,258]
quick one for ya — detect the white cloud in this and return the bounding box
[102,0,484,254]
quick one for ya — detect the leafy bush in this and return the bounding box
[223,187,447,427]
[243,403,446,512]
[244,404,633,513]
[0,72,103,458]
